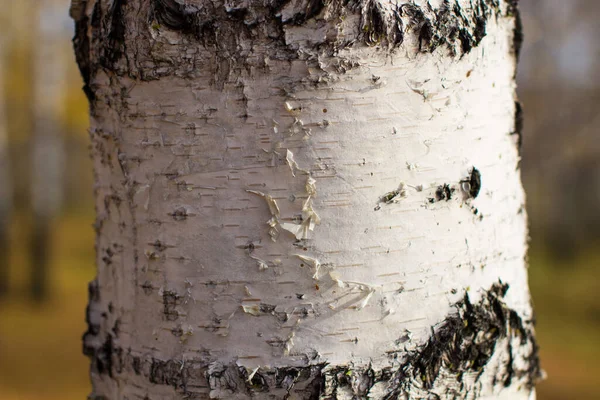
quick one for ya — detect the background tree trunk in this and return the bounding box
[0,28,12,298]
[30,0,68,301]
[74,1,541,399]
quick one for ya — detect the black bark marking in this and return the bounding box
[283,0,326,25]
[72,0,94,102]
[383,282,541,398]
[151,239,168,252]
[375,186,406,210]
[462,167,482,199]
[72,0,512,85]
[82,280,101,357]
[171,325,184,337]
[400,0,495,56]
[83,279,127,382]
[152,0,216,36]
[85,283,540,399]
[102,0,127,68]
[248,370,270,392]
[512,100,524,154]
[95,335,114,377]
[435,183,454,202]
[71,0,132,102]
[470,168,482,198]
[101,247,114,266]
[170,207,189,221]
[362,0,396,46]
[409,284,511,389]
[150,358,187,389]
[112,318,121,336]
[153,0,194,31]
[163,290,180,321]
[141,280,154,295]
[258,303,290,322]
[507,0,524,61]
[88,278,100,302]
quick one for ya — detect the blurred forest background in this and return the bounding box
[0,0,598,399]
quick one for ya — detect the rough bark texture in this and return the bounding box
[73,0,540,399]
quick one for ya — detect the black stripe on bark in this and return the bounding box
[84,282,541,399]
[73,0,521,84]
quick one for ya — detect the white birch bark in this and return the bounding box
[74,0,541,399]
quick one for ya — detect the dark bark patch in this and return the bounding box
[73,0,515,85]
[82,279,101,357]
[163,290,180,321]
[88,278,100,302]
[462,167,482,199]
[102,0,127,68]
[112,318,121,336]
[258,303,290,322]
[141,280,154,295]
[400,0,495,56]
[406,283,511,389]
[207,362,245,397]
[512,100,524,154]
[361,0,392,46]
[72,5,94,102]
[275,367,301,392]
[153,0,204,34]
[151,239,168,252]
[282,0,326,25]
[150,358,186,388]
[95,335,115,377]
[471,205,484,221]
[171,325,184,337]
[435,183,454,202]
[239,367,269,393]
[506,0,523,60]
[86,285,540,397]
[101,247,114,266]
[132,352,142,375]
[121,284,537,396]
[170,207,189,221]
[382,281,541,397]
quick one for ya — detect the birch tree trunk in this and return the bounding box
[73,1,541,399]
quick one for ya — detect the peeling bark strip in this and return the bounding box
[83,283,541,398]
[74,0,535,399]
